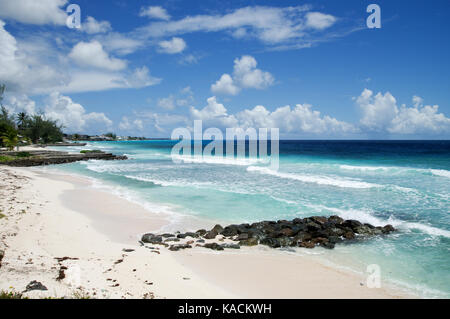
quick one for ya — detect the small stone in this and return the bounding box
[203,231,218,239]
[203,243,224,251]
[222,243,240,249]
[169,244,192,251]
[25,280,48,292]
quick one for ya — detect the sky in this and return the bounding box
[0,0,449,139]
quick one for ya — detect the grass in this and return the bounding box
[72,290,91,299]
[80,150,102,154]
[0,155,15,163]
[16,152,31,158]
[0,290,28,299]
[0,213,5,219]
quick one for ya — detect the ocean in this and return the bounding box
[47,140,450,298]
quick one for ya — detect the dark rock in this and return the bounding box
[306,222,322,232]
[344,231,356,240]
[220,225,239,237]
[278,237,294,247]
[328,215,344,225]
[293,232,312,244]
[0,249,4,268]
[222,243,240,249]
[204,231,218,239]
[169,244,192,251]
[382,224,396,233]
[161,233,175,238]
[321,241,335,249]
[236,233,249,241]
[141,233,163,244]
[342,219,363,230]
[204,243,224,251]
[211,224,224,234]
[260,238,281,248]
[279,228,295,237]
[196,239,205,243]
[354,225,373,235]
[196,229,207,236]
[239,238,259,246]
[25,280,48,292]
[311,216,328,225]
[185,232,199,238]
[299,241,315,249]
[122,249,135,252]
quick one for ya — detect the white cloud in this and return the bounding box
[99,32,144,55]
[355,89,450,135]
[211,74,240,96]
[0,0,67,25]
[3,93,36,114]
[82,16,112,34]
[119,116,144,131]
[158,96,176,110]
[189,96,355,136]
[158,37,186,54]
[69,40,127,71]
[305,12,337,30]
[44,92,112,133]
[139,6,171,21]
[139,6,338,46]
[211,55,274,95]
[233,55,274,89]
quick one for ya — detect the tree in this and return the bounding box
[105,132,117,140]
[17,112,28,131]
[1,128,18,151]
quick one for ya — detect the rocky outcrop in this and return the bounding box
[140,216,396,252]
[0,150,127,167]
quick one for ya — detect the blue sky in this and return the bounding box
[0,0,449,138]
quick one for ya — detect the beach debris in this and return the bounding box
[122,249,135,253]
[25,280,48,292]
[141,215,396,252]
[0,249,4,268]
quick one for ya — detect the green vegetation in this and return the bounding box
[104,132,117,140]
[0,213,5,219]
[16,151,31,158]
[0,155,15,162]
[80,149,102,154]
[0,290,28,299]
[0,84,64,148]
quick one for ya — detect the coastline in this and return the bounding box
[0,165,413,299]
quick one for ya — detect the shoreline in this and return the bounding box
[0,165,414,299]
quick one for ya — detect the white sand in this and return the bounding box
[0,166,412,299]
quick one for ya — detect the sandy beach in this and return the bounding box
[0,164,411,299]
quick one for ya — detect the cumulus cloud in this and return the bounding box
[3,93,36,114]
[211,74,240,96]
[189,96,354,136]
[0,0,67,25]
[69,40,127,71]
[355,89,450,135]
[139,6,171,21]
[158,37,186,54]
[305,12,337,30]
[82,16,112,34]
[44,92,112,133]
[211,55,274,95]
[119,116,144,131]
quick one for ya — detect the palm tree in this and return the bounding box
[17,112,28,130]
[1,129,19,151]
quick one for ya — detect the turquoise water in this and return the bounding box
[47,140,449,298]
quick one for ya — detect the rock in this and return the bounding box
[222,243,240,249]
[306,222,321,232]
[344,231,356,240]
[342,219,363,230]
[141,233,163,244]
[236,233,249,241]
[122,249,135,252]
[328,215,344,225]
[185,232,200,238]
[382,224,395,233]
[0,249,4,268]
[161,233,175,238]
[203,243,224,251]
[354,225,373,235]
[203,231,218,239]
[293,232,312,244]
[260,238,281,248]
[25,280,48,292]
[311,216,328,225]
[196,229,207,236]
[211,224,224,234]
[220,225,240,237]
[299,241,315,249]
[278,237,294,247]
[239,238,259,246]
[279,228,295,237]
[321,241,335,249]
[196,239,205,243]
[169,244,192,251]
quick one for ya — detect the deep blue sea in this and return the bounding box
[47,140,450,298]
